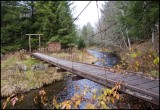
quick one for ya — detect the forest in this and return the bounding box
[1,1,159,109]
[1,1,159,53]
[1,1,77,53]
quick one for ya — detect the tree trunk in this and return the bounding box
[151,30,155,44]
[120,9,131,48]
[121,32,128,48]
[126,28,131,47]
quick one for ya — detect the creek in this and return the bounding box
[2,50,153,109]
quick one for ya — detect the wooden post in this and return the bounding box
[39,35,41,52]
[26,34,43,53]
[29,35,31,53]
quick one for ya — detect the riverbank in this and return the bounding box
[1,50,158,109]
[117,39,159,78]
[1,50,98,98]
[88,39,159,79]
[1,52,63,98]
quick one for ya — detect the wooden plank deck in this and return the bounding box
[31,53,159,105]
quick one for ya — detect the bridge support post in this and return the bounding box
[39,35,41,52]
[72,75,84,81]
[29,35,31,53]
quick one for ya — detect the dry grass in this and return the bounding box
[50,49,98,64]
[1,67,63,97]
[1,52,63,98]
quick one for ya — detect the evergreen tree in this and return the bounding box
[1,1,78,53]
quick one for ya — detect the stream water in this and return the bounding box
[87,49,120,67]
[1,50,156,109]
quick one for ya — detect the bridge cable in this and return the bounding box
[72,48,73,71]
[70,1,91,71]
[57,47,58,65]
[96,1,107,78]
[86,10,146,46]
[68,1,92,29]
[84,9,145,42]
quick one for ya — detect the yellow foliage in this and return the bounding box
[154,57,159,65]
[6,97,10,102]
[53,97,58,107]
[92,89,97,94]
[61,100,71,109]
[135,61,140,66]
[85,103,96,109]
[92,95,96,100]
[102,96,107,102]
[83,91,87,96]
[111,97,114,103]
[75,100,80,106]
[131,53,137,58]
[113,91,116,97]
[111,87,115,92]
[116,94,120,100]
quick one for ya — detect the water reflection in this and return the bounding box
[87,50,120,67]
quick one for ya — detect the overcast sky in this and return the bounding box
[71,1,105,29]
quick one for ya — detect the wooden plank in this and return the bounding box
[111,73,134,80]
[125,78,153,86]
[64,64,132,81]
[73,64,99,69]
[26,34,43,35]
[98,73,125,80]
[147,87,159,94]
[114,75,142,82]
[79,68,111,76]
[136,80,159,90]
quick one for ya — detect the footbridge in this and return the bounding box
[31,52,159,105]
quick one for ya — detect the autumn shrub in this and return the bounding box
[119,47,159,77]
[2,81,122,109]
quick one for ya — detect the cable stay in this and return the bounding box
[96,1,108,79]
[68,1,92,29]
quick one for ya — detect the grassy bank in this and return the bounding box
[1,50,98,98]
[1,52,63,97]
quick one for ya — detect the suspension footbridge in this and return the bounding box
[32,52,159,105]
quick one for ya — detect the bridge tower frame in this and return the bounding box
[26,34,43,53]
